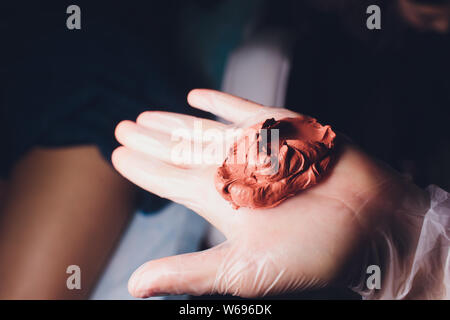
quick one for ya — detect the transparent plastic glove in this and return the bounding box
[352,185,449,299]
[112,89,432,299]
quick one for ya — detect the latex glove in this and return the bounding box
[112,89,430,298]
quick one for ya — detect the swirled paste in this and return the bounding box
[215,116,337,209]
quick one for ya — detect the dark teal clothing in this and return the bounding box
[0,1,257,211]
[1,3,183,212]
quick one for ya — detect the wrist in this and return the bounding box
[345,157,431,298]
[351,181,450,299]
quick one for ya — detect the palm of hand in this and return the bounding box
[112,90,402,298]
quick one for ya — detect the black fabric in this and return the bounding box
[285,1,450,191]
[0,1,209,212]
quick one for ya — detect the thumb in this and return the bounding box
[128,243,228,298]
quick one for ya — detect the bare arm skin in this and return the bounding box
[0,145,136,299]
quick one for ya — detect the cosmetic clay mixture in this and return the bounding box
[215,116,337,209]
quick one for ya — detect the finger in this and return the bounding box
[111,146,203,208]
[112,146,230,230]
[136,111,227,136]
[115,121,227,167]
[115,121,175,165]
[187,89,265,123]
[128,243,228,298]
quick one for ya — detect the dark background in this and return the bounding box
[0,0,448,300]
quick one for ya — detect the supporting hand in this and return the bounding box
[112,89,429,298]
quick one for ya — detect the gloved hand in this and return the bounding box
[112,89,432,299]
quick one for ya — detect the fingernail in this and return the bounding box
[128,264,149,295]
[189,90,210,111]
[128,274,141,295]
